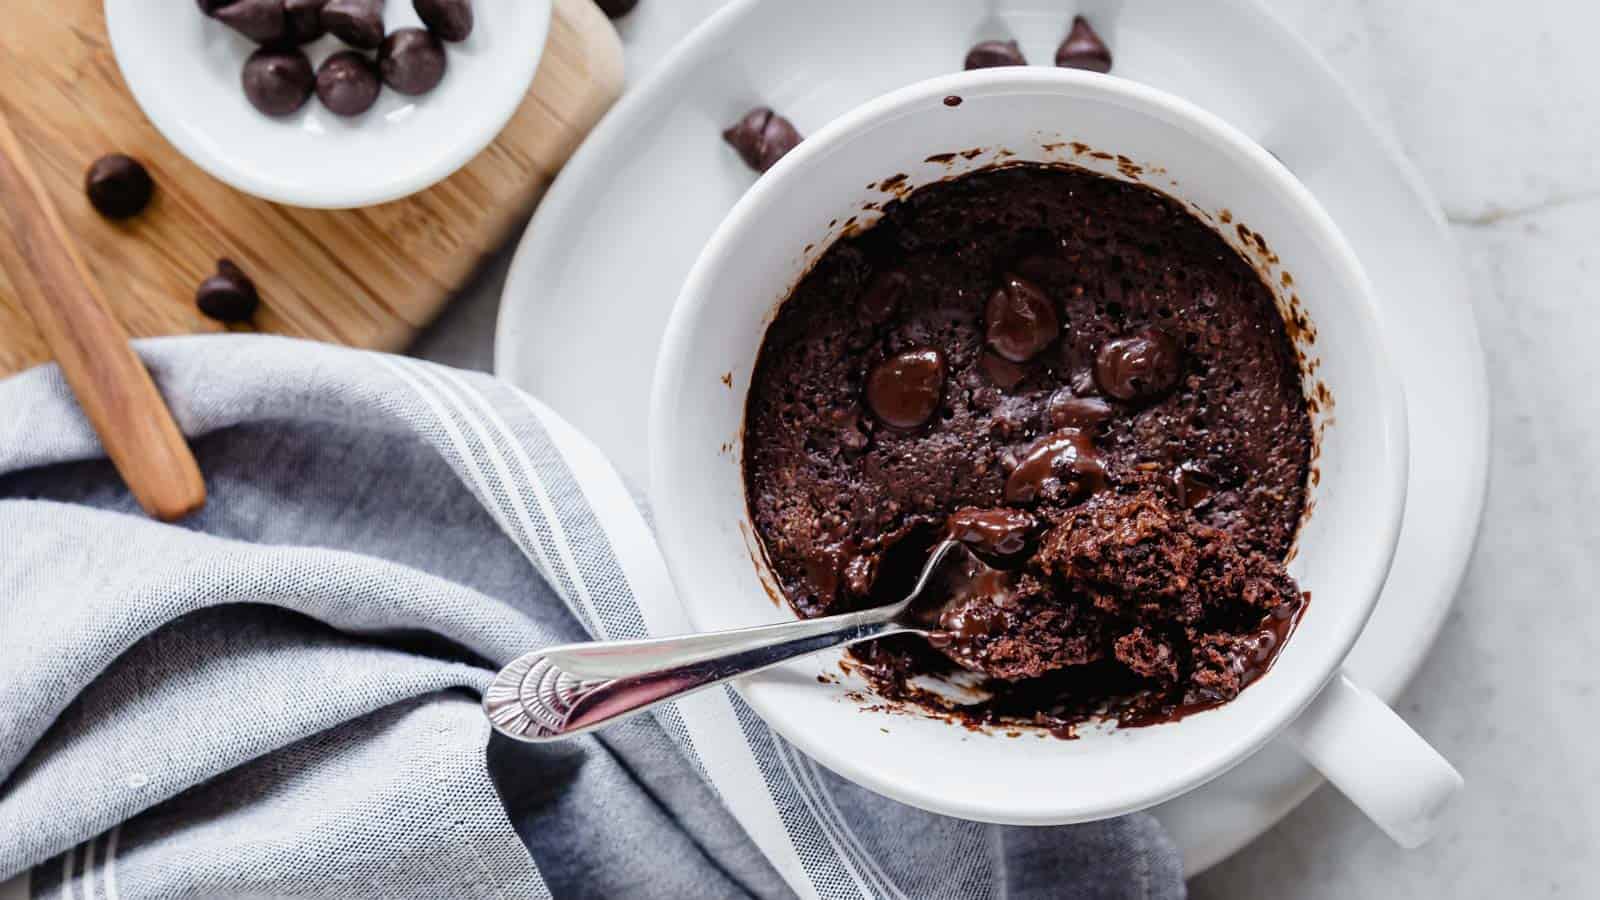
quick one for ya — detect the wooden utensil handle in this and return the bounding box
[0,112,205,521]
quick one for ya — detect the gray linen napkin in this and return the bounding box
[0,336,1183,899]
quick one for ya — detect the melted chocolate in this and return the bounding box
[1094,327,1183,402]
[984,275,1060,362]
[1003,429,1106,505]
[945,507,1038,560]
[865,348,946,429]
[1045,390,1114,430]
[859,271,908,324]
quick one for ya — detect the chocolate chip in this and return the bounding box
[1003,429,1106,505]
[984,275,1059,362]
[964,40,1026,70]
[1095,327,1183,402]
[196,259,260,322]
[946,508,1037,560]
[242,47,314,116]
[316,51,381,116]
[285,0,328,44]
[1173,461,1220,509]
[84,154,154,220]
[1046,389,1114,429]
[595,0,638,18]
[214,0,288,44]
[414,0,473,41]
[858,271,908,324]
[1056,16,1112,73]
[323,0,385,49]
[865,347,945,430]
[379,28,448,95]
[979,352,1027,390]
[722,107,803,174]
[802,543,848,602]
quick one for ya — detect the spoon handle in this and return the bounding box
[0,112,206,521]
[484,607,908,743]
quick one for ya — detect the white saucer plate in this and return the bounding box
[106,0,551,208]
[495,0,1489,873]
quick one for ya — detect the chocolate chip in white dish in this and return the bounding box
[316,51,381,116]
[722,107,803,174]
[242,47,315,116]
[284,0,329,44]
[202,0,324,45]
[84,154,154,220]
[323,0,386,49]
[1056,16,1112,73]
[213,0,289,44]
[196,259,260,322]
[414,0,473,42]
[379,28,448,95]
[595,0,638,18]
[964,40,1026,70]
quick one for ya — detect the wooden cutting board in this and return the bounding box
[0,0,623,376]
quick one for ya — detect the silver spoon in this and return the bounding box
[484,539,964,742]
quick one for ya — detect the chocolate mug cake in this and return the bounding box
[742,162,1312,732]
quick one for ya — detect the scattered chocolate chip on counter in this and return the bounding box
[964,40,1026,70]
[196,259,260,322]
[316,51,381,116]
[1056,16,1112,73]
[595,0,639,19]
[379,28,448,95]
[414,0,473,42]
[322,0,386,50]
[722,107,803,174]
[84,154,154,220]
[242,47,315,116]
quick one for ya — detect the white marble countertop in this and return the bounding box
[3,2,1590,898]
[410,1,1600,896]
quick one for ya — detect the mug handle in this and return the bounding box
[1285,671,1463,848]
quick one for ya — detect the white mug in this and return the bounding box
[649,69,1460,846]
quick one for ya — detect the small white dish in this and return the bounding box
[649,68,1459,838]
[495,0,1489,871]
[105,0,552,208]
